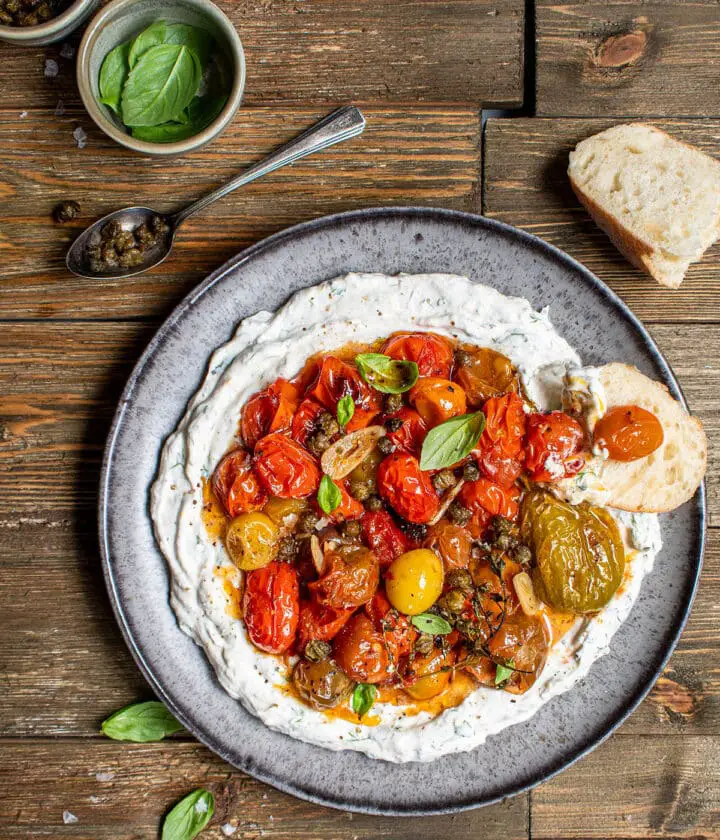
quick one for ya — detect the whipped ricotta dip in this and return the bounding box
[151,273,662,763]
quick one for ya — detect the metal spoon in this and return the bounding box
[66,105,366,280]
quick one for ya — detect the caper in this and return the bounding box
[446,568,473,591]
[513,544,532,566]
[135,223,155,246]
[276,535,299,562]
[492,515,513,536]
[342,519,362,539]
[114,229,136,253]
[118,248,143,268]
[304,639,332,662]
[364,495,384,512]
[52,200,80,224]
[307,431,331,456]
[414,633,435,656]
[432,469,457,493]
[150,215,169,234]
[101,220,123,241]
[298,510,320,533]
[448,502,472,527]
[440,587,467,615]
[384,393,403,414]
[462,461,480,482]
[377,436,393,456]
[348,479,372,501]
[384,417,403,433]
[317,411,339,436]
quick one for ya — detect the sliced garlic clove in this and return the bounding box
[320,425,385,480]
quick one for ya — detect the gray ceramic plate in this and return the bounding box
[99,207,704,815]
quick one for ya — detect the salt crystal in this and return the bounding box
[62,811,78,824]
[73,126,87,149]
[60,43,75,59]
[194,798,209,814]
[55,99,66,116]
[19,111,27,119]
[95,771,115,782]
[89,795,100,804]
[44,59,59,78]
[221,824,237,837]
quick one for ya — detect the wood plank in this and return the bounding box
[0,741,530,838]
[0,105,481,320]
[536,1,720,117]
[483,117,720,323]
[0,0,524,111]
[532,734,720,838]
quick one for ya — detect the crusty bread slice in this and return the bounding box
[568,124,720,288]
[596,363,707,512]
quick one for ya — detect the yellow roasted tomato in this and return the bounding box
[385,549,444,615]
[225,512,279,571]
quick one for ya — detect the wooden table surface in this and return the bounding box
[1,1,719,837]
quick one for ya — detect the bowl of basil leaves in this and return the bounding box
[77,0,245,155]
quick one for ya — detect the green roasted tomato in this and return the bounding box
[520,491,625,614]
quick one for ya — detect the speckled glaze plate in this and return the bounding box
[99,207,704,815]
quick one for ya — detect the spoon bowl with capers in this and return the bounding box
[66,105,366,280]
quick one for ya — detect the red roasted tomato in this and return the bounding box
[361,509,410,567]
[384,406,427,456]
[333,612,390,684]
[291,398,327,447]
[254,433,321,498]
[409,377,467,426]
[241,378,301,450]
[243,561,299,654]
[366,590,417,664]
[382,332,454,378]
[325,480,365,523]
[308,546,379,609]
[473,392,527,488]
[306,356,382,432]
[460,477,521,538]
[525,411,586,482]
[593,405,664,462]
[377,452,440,524]
[296,599,355,650]
[211,447,267,517]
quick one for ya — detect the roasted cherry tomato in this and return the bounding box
[460,478,521,539]
[296,599,355,650]
[241,378,301,450]
[381,332,454,378]
[385,548,444,615]
[361,509,410,567]
[486,611,549,694]
[473,392,526,488]
[404,645,455,700]
[593,405,664,462]
[291,398,327,447]
[525,411,586,482]
[242,561,299,654]
[212,447,267,518]
[309,545,380,609]
[366,590,417,664]
[254,433,321,498]
[384,406,428,456]
[377,452,440,524]
[333,612,390,684]
[454,346,518,406]
[409,377,467,426]
[326,480,365,523]
[292,657,354,710]
[306,356,382,432]
[424,521,472,570]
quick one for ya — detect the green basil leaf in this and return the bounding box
[411,613,452,635]
[336,394,355,428]
[128,20,167,68]
[352,683,377,718]
[419,411,486,471]
[101,701,184,742]
[131,93,227,143]
[164,22,213,68]
[355,353,419,394]
[495,660,515,686]
[121,44,202,127]
[317,474,341,515]
[99,41,131,113]
[161,789,214,840]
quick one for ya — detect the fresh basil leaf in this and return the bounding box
[411,613,452,635]
[161,789,214,840]
[131,93,227,143]
[99,41,131,113]
[355,353,419,394]
[121,44,202,127]
[337,394,355,428]
[164,22,213,68]
[317,474,341,515]
[101,701,184,742]
[352,683,377,718]
[128,19,167,68]
[495,660,515,686]
[419,411,486,471]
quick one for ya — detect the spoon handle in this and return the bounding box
[171,106,366,227]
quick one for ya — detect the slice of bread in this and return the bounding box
[568,124,720,288]
[595,363,707,512]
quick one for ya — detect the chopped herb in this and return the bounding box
[351,683,377,718]
[336,394,355,429]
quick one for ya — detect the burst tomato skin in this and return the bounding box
[306,356,381,432]
[525,411,586,482]
[333,612,390,684]
[291,398,327,447]
[382,332,455,378]
[365,590,417,663]
[212,448,267,517]
[409,377,467,426]
[361,510,410,567]
[308,546,379,609]
[460,478,521,538]
[593,405,664,462]
[385,407,428,456]
[377,452,440,524]
[241,378,301,450]
[474,392,527,488]
[296,599,355,650]
[254,433,321,498]
[243,561,299,654]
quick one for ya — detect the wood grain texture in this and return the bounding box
[0,105,481,320]
[0,0,524,111]
[483,117,720,322]
[536,1,720,117]
[0,741,530,838]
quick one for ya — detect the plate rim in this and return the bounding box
[98,206,706,815]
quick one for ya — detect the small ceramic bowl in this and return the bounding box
[0,0,98,46]
[77,0,245,156]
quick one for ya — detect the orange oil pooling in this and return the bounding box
[201,477,228,542]
[277,676,381,726]
[215,565,243,620]
[377,671,477,719]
